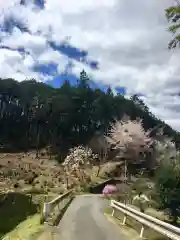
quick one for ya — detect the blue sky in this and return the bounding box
[0,0,180,130]
[0,0,127,93]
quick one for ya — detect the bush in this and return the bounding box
[115,183,132,203]
[132,179,149,193]
[155,156,180,223]
[80,183,89,192]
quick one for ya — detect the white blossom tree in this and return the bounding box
[106,117,153,203]
[154,137,177,163]
[106,117,153,162]
[62,146,97,187]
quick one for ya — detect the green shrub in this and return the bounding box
[80,182,89,193]
[155,156,180,223]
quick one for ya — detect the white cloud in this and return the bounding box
[2,27,47,55]
[0,0,180,130]
[139,94,180,131]
[45,0,117,13]
[0,48,46,81]
[37,47,69,65]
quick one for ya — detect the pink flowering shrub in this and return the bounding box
[102,184,117,197]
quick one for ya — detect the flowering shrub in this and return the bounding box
[102,184,117,197]
[154,138,177,163]
[63,145,97,184]
[63,145,97,169]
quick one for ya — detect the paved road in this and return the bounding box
[57,194,128,240]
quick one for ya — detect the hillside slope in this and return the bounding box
[0,75,179,156]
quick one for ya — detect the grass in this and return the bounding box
[104,206,169,240]
[0,192,38,238]
[2,193,74,240]
[36,229,58,240]
[0,190,57,239]
[1,214,44,240]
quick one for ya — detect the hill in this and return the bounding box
[0,71,180,158]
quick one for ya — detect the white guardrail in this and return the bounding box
[110,200,180,240]
[42,189,73,222]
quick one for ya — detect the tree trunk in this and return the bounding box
[66,176,69,189]
[36,123,40,159]
[96,159,101,177]
[48,128,54,160]
[139,202,145,213]
[171,209,178,224]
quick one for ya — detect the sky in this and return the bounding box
[0,0,180,130]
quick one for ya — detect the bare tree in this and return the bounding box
[96,136,109,176]
[88,131,110,177]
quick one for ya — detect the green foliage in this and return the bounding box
[132,179,149,194]
[165,1,180,49]
[155,156,180,223]
[78,69,89,88]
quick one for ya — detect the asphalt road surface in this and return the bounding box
[57,194,128,240]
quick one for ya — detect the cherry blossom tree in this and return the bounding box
[106,117,153,203]
[106,117,153,163]
[154,137,177,163]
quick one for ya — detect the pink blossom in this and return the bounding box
[102,184,117,196]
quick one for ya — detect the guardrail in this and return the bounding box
[42,190,73,223]
[110,200,180,240]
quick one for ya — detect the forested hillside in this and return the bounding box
[0,70,179,158]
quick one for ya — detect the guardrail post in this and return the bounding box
[43,201,50,222]
[58,202,60,210]
[140,225,144,238]
[122,215,127,225]
[111,208,115,217]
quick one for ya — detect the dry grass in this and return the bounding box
[0,150,124,194]
[0,151,69,193]
[37,230,56,240]
[37,225,62,240]
[129,204,168,222]
[98,161,124,178]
